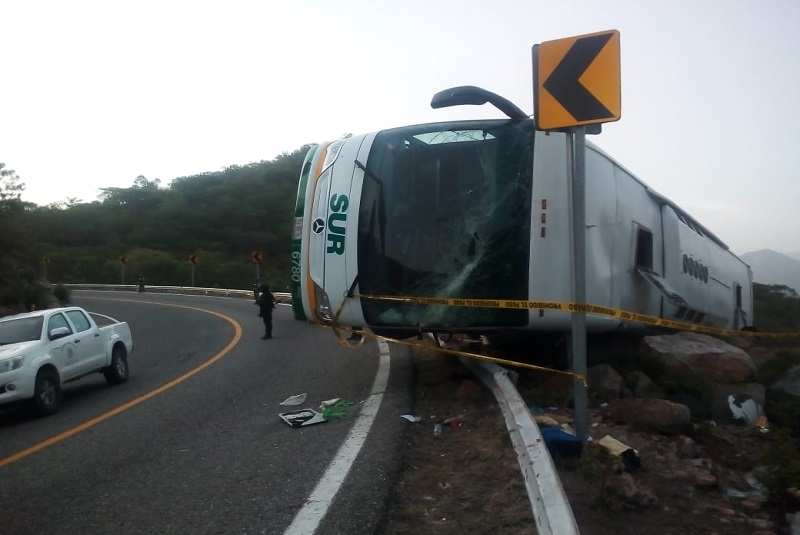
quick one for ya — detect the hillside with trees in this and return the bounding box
[0,147,311,312]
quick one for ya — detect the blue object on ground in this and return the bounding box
[539,426,583,459]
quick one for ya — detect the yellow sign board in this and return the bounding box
[252,250,263,263]
[534,30,621,130]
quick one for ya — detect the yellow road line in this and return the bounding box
[0,301,242,469]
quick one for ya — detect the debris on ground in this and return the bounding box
[278,408,326,427]
[280,393,308,406]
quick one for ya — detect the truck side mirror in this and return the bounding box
[49,327,71,340]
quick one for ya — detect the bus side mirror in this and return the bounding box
[431,85,528,120]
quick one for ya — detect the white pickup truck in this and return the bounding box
[0,306,133,416]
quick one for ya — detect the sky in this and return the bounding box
[2,0,799,256]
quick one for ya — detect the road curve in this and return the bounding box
[0,291,413,534]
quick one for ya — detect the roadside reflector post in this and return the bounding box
[251,250,263,283]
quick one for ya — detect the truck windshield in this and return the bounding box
[0,317,44,345]
[357,119,534,330]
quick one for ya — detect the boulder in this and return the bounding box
[641,332,756,383]
[765,364,800,432]
[587,364,623,404]
[601,397,691,436]
[625,370,665,399]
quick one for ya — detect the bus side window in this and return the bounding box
[635,227,654,270]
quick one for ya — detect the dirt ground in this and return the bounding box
[380,344,537,534]
[379,342,795,535]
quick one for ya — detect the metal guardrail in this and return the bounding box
[461,357,579,535]
[64,284,292,304]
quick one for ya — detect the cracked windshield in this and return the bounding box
[358,120,535,330]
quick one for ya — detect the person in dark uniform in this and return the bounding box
[258,283,275,339]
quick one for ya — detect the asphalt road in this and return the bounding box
[0,291,413,534]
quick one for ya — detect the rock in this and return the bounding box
[587,364,623,403]
[748,346,777,370]
[641,332,756,383]
[601,398,691,436]
[765,364,800,431]
[739,499,763,511]
[770,364,800,396]
[605,472,658,508]
[692,471,718,488]
[625,370,665,399]
[673,435,698,459]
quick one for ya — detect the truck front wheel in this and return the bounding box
[104,345,129,385]
[28,368,62,417]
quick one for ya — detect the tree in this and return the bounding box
[0,164,42,312]
[0,163,25,204]
[46,197,85,210]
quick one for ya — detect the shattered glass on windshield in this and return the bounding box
[357,120,534,332]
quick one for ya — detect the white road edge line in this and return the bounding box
[284,339,391,535]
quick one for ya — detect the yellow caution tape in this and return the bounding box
[356,293,800,338]
[317,291,796,384]
[317,292,583,381]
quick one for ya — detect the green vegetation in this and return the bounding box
[761,428,800,506]
[758,349,800,384]
[752,283,800,335]
[0,148,312,312]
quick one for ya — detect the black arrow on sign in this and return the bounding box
[543,33,614,121]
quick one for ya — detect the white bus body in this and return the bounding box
[291,101,752,339]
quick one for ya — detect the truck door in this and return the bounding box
[45,312,81,380]
[65,309,105,373]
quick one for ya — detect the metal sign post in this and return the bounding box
[569,127,588,443]
[533,29,621,446]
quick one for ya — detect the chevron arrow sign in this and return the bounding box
[534,30,621,130]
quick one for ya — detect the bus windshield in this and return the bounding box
[357,119,535,331]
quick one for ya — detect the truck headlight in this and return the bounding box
[0,357,24,374]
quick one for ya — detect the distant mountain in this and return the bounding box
[740,249,800,293]
[789,251,800,263]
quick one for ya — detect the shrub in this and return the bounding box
[53,284,71,306]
